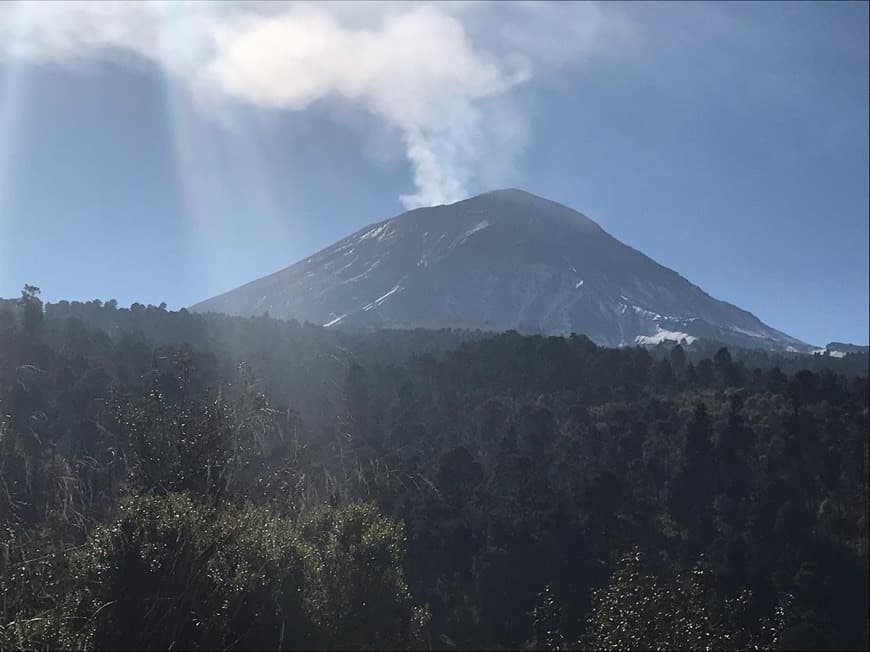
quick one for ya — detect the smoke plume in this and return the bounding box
[0,1,617,207]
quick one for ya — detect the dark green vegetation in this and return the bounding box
[1,288,868,650]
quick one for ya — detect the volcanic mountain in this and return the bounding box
[191,189,811,352]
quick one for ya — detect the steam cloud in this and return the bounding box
[0,1,617,208]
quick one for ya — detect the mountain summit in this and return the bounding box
[191,189,810,351]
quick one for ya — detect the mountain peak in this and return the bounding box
[461,188,574,210]
[477,188,540,200]
[435,188,541,206]
[192,190,810,352]
[432,188,604,234]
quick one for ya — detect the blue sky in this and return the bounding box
[0,1,867,346]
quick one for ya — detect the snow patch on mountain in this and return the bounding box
[812,348,847,358]
[359,222,396,242]
[344,258,383,284]
[635,327,697,346]
[363,282,403,312]
[727,325,768,339]
[323,313,347,328]
[451,220,490,248]
[631,304,666,321]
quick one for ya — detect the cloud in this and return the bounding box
[0,1,620,208]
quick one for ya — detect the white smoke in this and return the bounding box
[0,1,620,208]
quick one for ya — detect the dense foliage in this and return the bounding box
[1,289,867,650]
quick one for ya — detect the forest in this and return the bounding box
[0,287,867,650]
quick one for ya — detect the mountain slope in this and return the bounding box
[191,189,811,352]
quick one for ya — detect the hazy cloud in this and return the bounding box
[0,1,622,207]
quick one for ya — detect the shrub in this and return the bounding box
[34,494,308,650]
[296,502,430,650]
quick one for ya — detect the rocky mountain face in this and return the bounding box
[191,189,811,352]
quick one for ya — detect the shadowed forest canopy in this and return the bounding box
[0,290,867,650]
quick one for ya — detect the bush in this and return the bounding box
[2,496,428,651]
[296,502,430,650]
[584,550,791,651]
[25,494,309,650]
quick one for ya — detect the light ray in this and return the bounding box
[156,56,292,307]
[0,2,28,291]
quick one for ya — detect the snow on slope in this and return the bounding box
[635,327,698,346]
